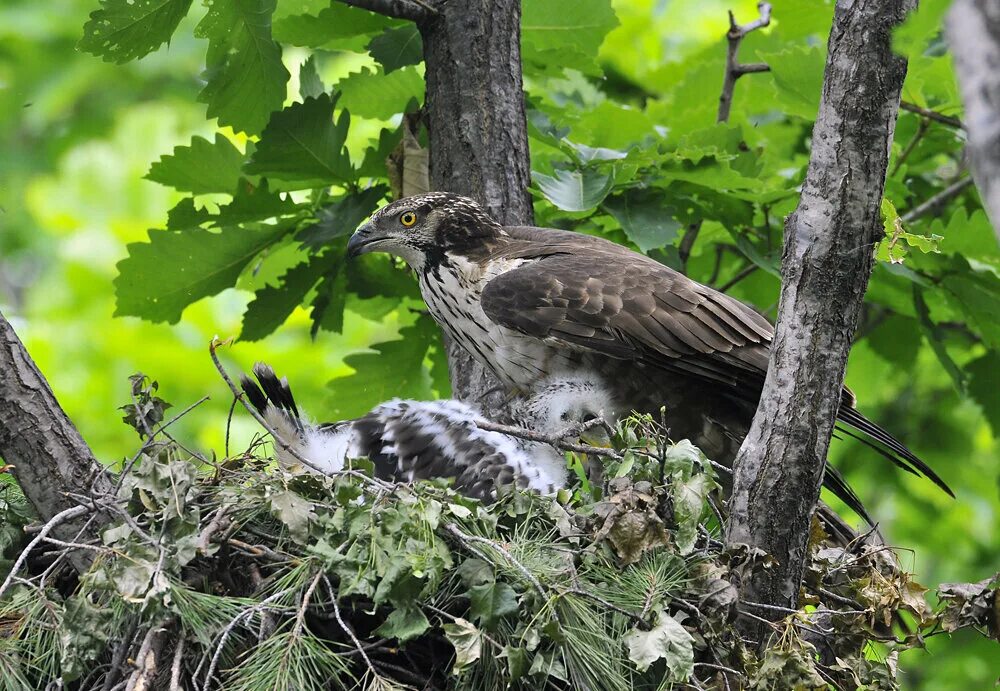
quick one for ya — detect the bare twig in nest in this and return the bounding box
[717,2,772,123]
[471,418,621,460]
[322,575,391,686]
[0,504,88,600]
[169,636,185,691]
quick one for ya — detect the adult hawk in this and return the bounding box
[241,363,615,499]
[346,192,952,504]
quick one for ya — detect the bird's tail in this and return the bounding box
[240,363,347,474]
[835,406,953,498]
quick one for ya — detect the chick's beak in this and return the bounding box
[347,222,376,258]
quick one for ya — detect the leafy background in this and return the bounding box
[0,0,997,686]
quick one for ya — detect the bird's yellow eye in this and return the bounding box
[399,211,417,227]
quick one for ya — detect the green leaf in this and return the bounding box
[336,66,424,120]
[268,489,315,542]
[966,352,1000,437]
[625,608,694,680]
[603,190,682,253]
[299,56,325,99]
[368,25,423,73]
[893,2,950,59]
[213,180,301,226]
[522,0,618,70]
[244,93,354,188]
[240,252,339,341]
[309,264,348,337]
[374,604,431,642]
[443,617,482,674]
[60,597,115,681]
[114,224,288,323]
[273,4,394,47]
[79,0,193,64]
[913,285,967,394]
[196,0,290,136]
[940,260,1000,348]
[757,45,825,119]
[145,134,247,195]
[298,186,387,247]
[502,645,530,681]
[326,315,438,417]
[534,168,615,212]
[469,581,519,628]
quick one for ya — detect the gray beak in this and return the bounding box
[346,222,375,258]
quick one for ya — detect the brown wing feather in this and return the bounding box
[481,226,773,391]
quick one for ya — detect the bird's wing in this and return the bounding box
[482,227,774,391]
[484,227,952,496]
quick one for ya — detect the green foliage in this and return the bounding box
[2,399,991,689]
[79,0,193,64]
[1,0,998,686]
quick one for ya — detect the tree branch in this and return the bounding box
[901,176,975,223]
[717,2,772,123]
[0,309,113,574]
[337,0,432,22]
[946,0,1000,241]
[899,101,963,129]
[724,0,914,646]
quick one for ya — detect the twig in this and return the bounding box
[169,637,185,691]
[900,176,975,223]
[562,587,648,627]
[125,619,171,691]
[39,536,114,554]
[323,575,381,681]
[718,263,759,293]
[0,504,88,601]
[471,419,621,460]
[899,101,963,128]
[101,617,140,691]
[198,589,291,690]
[892,117,930,175]
[717,2,772,123]
[338,0,433,22]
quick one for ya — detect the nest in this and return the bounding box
[0,370,995,691]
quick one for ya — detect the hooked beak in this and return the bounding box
[346,222,378,258]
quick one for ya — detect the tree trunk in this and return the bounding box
[947,0,1000,241]
[0,310,113,573]
[418,0,534,413]
[724,0,914,644]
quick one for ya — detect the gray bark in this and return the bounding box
[0,310,112,573]
[947,0,1000,241]
[724,0,913,643]
[417,0,534,413]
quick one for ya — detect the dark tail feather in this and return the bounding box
[822,463,875,527]
[239,363,304,434]
[835,407,953,497]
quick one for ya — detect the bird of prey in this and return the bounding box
[345,192,952,506]
[240,363,616,500]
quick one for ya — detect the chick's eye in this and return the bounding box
[399,211,417,227]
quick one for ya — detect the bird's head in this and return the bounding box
[513,375,620,446]
[347,193,504,270]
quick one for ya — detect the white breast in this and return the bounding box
[419,256,567,390]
